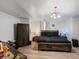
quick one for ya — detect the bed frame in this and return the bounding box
[31,30,72,52]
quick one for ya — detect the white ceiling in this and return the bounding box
[17,0,79,17]
[0,0,79,18]
[0,0,29,18]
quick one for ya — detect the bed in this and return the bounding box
[31,30,72,52]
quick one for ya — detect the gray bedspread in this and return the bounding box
[38,36,70,43]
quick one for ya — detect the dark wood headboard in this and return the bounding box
[40,30,59,37]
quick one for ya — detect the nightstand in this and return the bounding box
[72,39,79,47]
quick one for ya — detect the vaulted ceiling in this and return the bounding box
[0,0,79,18]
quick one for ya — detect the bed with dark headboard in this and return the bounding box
[32,30,72,52]
[39,30,71,43]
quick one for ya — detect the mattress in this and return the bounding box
[37,36,71,43]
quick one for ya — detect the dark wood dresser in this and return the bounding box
[14,23,30,48]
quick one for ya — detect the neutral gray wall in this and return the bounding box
[0,11,29,42]
[30,16,79,41]
[30,16,74,41]
[72,17,79,40]
[0,12,20,42]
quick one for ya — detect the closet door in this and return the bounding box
[15,23,29,48]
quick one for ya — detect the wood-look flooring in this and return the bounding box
[18,46,79,59]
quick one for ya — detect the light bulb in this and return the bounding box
[53,13,56,16]
[54,16,56,19]
[50,13,56,18]
[57,14,61,18]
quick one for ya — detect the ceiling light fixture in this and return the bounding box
[50,6,61,19]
